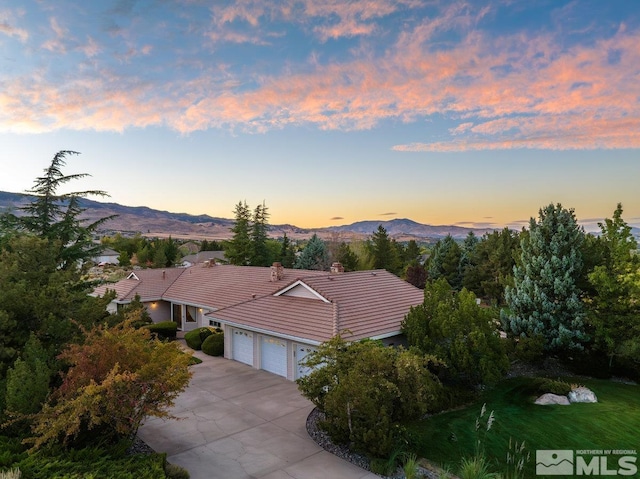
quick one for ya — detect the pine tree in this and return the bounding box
[427,235,462,289]
[250,202,270,266]
[295,234,328,270]
[225,201,252,265]
[502,203,588,353]
[587,203,640,369]
[279,233,296,268]
[369,225,401,274]
[337,242,360,271]
[8,151,115,269]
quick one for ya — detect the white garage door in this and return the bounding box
[295,344,318,379]
[232,329,253,366]
[260,336,287,377]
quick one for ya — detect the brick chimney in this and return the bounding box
[270,262,284,281]
[330,262,345,274]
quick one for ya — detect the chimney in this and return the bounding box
[330,262,344,274]
[162,270,166,280]
[270,262,284,281]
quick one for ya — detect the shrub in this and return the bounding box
[532,378,572,396]
[144,321,178,340]
[165,463,190,479]
[26,319,192,450]
[297,335,442,458]
[184,327,213,350]
[201,332,224,357]
[14,445,166,479]
[5,334,52,417]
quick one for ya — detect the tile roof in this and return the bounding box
[91,268,185,301]
[163,264,325,309]
[211,269,424,343]
[93,265,425,343]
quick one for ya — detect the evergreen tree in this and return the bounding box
[279,233,296,268]
[225,201,252,265]
[295,234,328,270]
[587,203,640,369]
[369,225,401,274]
[402,278,509,386]
[250,202,270,266]
[336,242,360,272]
[462,227,519,304]
[200,239,210,252]
[459,231,479,277]
[404,239,422,265]
[6,151,115,269]
[502,203,588,353]
[427,235,462,289]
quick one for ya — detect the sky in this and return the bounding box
[1,0,639,230]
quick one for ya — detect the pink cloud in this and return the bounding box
[2,3,640,152]
[0,21,28,42]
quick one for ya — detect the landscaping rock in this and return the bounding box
[535,393,570,405]
[568,386,597,403]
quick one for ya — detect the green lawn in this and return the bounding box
[408,378,640,478]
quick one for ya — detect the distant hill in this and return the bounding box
[326,218,494,240]
[0,190,497,241]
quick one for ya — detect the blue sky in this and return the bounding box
[1,0,639,229]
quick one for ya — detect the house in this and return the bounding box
[180,250,226,267]
[92,262,424,381]
[93,248,120,265]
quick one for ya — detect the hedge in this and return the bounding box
[201,332,224,357]
[184,327,213,350]
[143,321,178,340]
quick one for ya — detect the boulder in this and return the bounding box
[568,386,597,403]
[535,393,570,405]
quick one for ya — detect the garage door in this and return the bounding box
[232,329,253,366]
[260,336,287,377]
[295,344,318,379]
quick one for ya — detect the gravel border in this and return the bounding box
[305,408,440,479]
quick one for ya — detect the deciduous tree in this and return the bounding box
[26,318,192,449]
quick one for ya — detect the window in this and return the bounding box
[186,306,196,323]
[172,304,181,324]
[209,320,221,328]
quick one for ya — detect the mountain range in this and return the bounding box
[0,191,496,241]
[2,191,638,241]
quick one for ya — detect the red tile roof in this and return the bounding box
[91,268,184,301]
[93,265,424,343]
[212,269,423,342]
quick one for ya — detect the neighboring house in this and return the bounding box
[92,262,424,381]
[93,248,120,265]
[180,250,227,267]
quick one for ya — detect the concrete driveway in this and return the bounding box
[138,350,378,479]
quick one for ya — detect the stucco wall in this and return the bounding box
[145,301,171,323]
